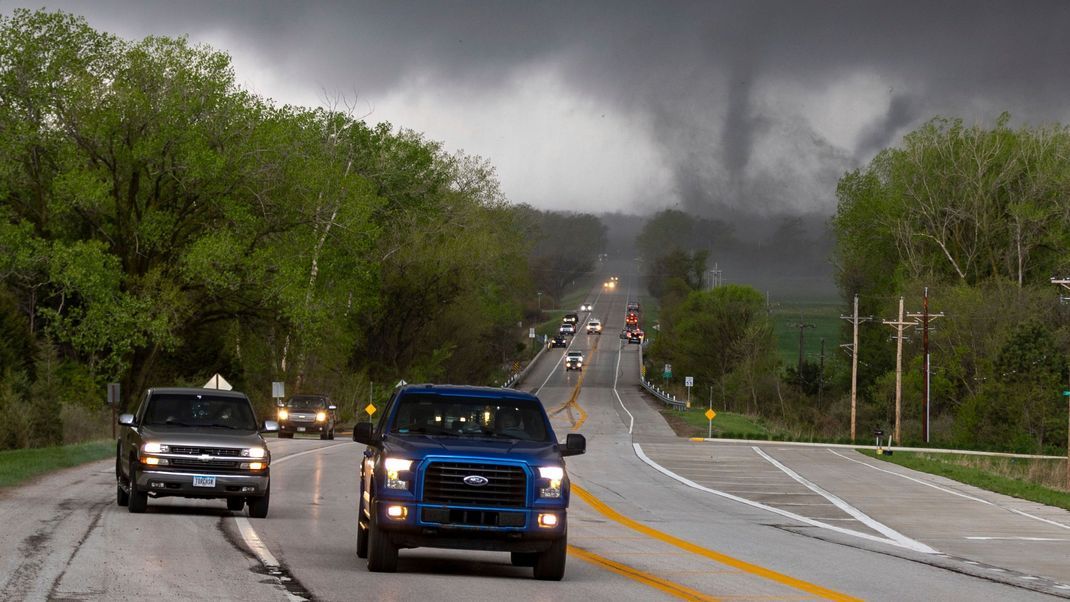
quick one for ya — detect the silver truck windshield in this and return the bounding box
[143,394,258,430]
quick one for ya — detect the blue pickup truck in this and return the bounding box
[353,384,586,580]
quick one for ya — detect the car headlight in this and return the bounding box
[538,466,565,498]
[316,411,327,422]
[277,409,289,420]
[142,442,169,454]
[383,457,413,490]
[242,447,267,458]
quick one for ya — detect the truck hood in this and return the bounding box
[139,425,265,448]
[383,433,561,464]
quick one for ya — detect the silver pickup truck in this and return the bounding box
[115,387,279,517]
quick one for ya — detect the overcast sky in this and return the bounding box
[6,1,1070,216]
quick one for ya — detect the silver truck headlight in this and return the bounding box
[242,447,267,458]
[538,466,565,498]
[142,442,169,454]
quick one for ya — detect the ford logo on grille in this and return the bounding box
[463,475,489,487]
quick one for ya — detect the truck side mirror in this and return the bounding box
[561,433,586,456]
[262,420,280,433]
[353,422,379,447]
[118,413,136,426]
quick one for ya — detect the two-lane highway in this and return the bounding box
[1,270,1067,600]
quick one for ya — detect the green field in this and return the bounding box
[0,440,113,488]
[770,300,842,369]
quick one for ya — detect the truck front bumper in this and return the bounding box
[369,500,567,552]
[136,469,270,498]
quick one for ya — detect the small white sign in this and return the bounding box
[529,327,536,339]
[272,381,285,398]
[107,383,120,405]
[684,376,694,387]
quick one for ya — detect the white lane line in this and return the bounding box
[234,516,280,567]
[631,443,937,553]
[273,442,351,465]
[752,446,935,553]
[828,449,1070,531]
[827,449,993,505]
[966,537,1070,541]
[1007,508,1070,531]
[612,336,634,434]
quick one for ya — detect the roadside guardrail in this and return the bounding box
[637,341,686,410]
[502,342,548,389]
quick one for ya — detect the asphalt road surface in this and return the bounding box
[3,273,1070,601]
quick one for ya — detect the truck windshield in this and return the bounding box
[285,397,327,409]
[143,394,258,430]
[391,395,551,442]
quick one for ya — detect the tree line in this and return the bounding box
[0,10,605,449]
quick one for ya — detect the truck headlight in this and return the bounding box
[277,409,289,420]
[538,466,565,498]
[142,442,169,454]
[316,411,327,422]
[242,447,267,458]
[383,457,413,490]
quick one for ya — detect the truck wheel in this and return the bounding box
[247,486,270,519]
[533,531,567,581]
[127,468,148,514]
[356,496,369,558]
[116,457,129,507]
[367,510,398,572]
[510,552,537,567]
[320,431,328,440]
[328,429,335,441]
[227,497,245,511]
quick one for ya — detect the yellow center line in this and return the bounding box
[549,337,596,431]
[568,545,721,602]
[572,484,861,602]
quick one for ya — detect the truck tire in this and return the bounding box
[533,531,567,581]
[116,456,129,507]
[227,497,245,511]
[366,509,398,572]
[247,486,270,519]
[127,467,148,514]
[356,497,369,558]
[320,430,329,440]
[327,429,335,440]
[510,552,537,567]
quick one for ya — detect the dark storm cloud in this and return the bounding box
[8,0,1070,216]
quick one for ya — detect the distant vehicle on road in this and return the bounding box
[626,302,640,312]
[559,323,576,336]
[586,319,602,334]
[548,335,568,348]
[352,384,586,580]
[562,313,579,325]
[627,329,644,344]
[565,351,584,370]
[625,311,639,326]
[580,303,593,312]
[277,394,337,440]
[115,387,278,517]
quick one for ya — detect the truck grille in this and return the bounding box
[170,446,242,457]
[169,458,240,469]
[422,462,526,508]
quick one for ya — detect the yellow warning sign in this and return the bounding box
[365,403,377,416]
[705,409,716,421]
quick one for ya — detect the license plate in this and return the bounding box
[192,476,216,488]
[297,427,306,432]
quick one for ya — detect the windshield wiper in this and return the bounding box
[203,423,242,430]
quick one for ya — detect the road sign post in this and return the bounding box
[271,381,285,404]
[684,376,694,409]
[705,408,716,438]
[107,383,120,438]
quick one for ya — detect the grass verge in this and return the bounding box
[651,401,770,439]
[0,440,113,489]
[862,450,1070,512]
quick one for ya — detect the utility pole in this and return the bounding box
[841,294,872,442]
[1051,277,1070,488]
[818,338,825,404]
[907,287,943,443]
[883,297,911,445]
[789,321,816,379]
